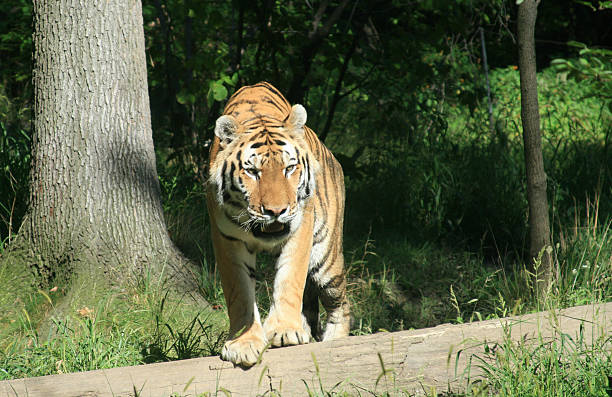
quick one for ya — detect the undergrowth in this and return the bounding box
[463,308,612,397]
[0,259,226,380]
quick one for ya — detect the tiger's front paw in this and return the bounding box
[264,315,310,347]
[221,333,267,367]
[267,327,310,347]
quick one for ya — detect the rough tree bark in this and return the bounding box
[517,0,552,294]
[21,0,200,293]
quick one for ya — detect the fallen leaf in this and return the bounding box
[78,306,93,317]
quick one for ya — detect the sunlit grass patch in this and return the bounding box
[0,252,226,380]
[465,312,612,397]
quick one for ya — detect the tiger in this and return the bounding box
[206,81,350,367]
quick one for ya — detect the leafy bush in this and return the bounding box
[341,63,610,256]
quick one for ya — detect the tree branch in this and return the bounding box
[311,0,329,37]
[320,30,359,142]
[288,0,351,103]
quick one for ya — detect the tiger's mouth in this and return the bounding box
[252,221,290,239]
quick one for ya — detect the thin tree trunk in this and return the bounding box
[517,0,552,295]
[23,0,200,294]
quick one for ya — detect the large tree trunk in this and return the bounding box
[517,0,552,295]
[21,0,200,293]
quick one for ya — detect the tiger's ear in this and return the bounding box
[288,104,307,130]
[215,115,239,142]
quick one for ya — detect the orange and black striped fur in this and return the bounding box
[207,82,350,366]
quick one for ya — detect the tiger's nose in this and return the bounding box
[261,205,288,218]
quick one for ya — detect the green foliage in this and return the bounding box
[340,63,610,256]
[141,292,225,363]
[0,315,141,379]
[157,159,211,261]
[0,0,32,243]
[0,248,38,345]
[469,320,612,396]
[552,197,612,306]
[488,65,611,225]
[0,0,31,83]
[142,0,243,169]
[347,195,611,335]
[0,83,30,245]
[0,253,226,380]
[551,41,612,109]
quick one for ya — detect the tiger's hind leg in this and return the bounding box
[302,276,322,341]
[319,270,350,341]
[309,243,351,341]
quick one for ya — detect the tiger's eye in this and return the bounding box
[285,164,296,176]
[245,168,259,179]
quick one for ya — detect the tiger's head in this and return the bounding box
[209,104,319,241]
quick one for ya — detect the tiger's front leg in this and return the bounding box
[210,220,265,367]
[263,208,314,347]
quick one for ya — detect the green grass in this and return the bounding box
[464,313,612,397]
[345,202,610,335]
[0,252,227,380]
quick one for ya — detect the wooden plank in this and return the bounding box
[1,303,610,396]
